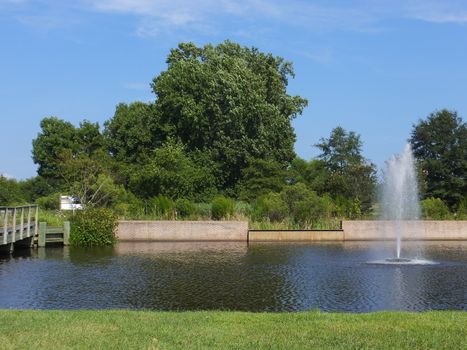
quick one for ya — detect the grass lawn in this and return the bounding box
[0,310,465,349]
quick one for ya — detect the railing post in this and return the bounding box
[39,222,47,247]
[63,221,70,245]
[19,207,24,240]
[3,208,8,244]
[27,206,31,238]
[35,206,39,239]
[2,208,8,245]
[12,208,16,244]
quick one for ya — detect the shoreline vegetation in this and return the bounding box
[37,206,465,231]
[0,310,465,349]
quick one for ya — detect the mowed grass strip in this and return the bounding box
[0,310,465,349]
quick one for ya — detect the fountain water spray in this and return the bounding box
[380,143,420,259]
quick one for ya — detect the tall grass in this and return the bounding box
[38,209,69,226]
[249,217,342,230]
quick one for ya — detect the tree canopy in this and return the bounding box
[0,176,25,205]
[410,109,466,210]
[151,41,308,192]
[28,41,464,222]
[315,127,377,214]
[104,102,161,164]
[128,140,216,201]
[32,117,103,183]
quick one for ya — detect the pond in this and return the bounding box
[0,241,466,312]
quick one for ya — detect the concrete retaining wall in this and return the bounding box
[342,220,467,240]
[117,220,467,242]
[248,230,343,242]
[117,220,248,241]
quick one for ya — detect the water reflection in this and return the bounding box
[0,241,465,311]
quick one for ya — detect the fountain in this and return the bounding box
[369,143,437,265]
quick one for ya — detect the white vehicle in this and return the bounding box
[60,195,84,211]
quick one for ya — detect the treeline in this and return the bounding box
[1,42,466,225]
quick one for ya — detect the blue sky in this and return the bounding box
[1,0,467,179]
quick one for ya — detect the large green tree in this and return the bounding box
[104,102,163,164]
[128,140,216,201]
[151,41,308,192]
[315,127,376,214]
[32,117,104,182]
[410,110,466,210]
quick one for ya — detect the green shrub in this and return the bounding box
[36,193,60,210]
[194,203,211,219]
[331,195,362,219]
[0,175,25,205]
[114,202,135,218]
[253,192,288,222]
[457,197,467,219]
[321,195,336,219]
[175,198,195,218]
[70,208,117,247]
[211,196,235,220]
[348,197,362,219]
[280,183,325,225]
[112,190,144,218]
[421,197,451,219]
[235,201,253,217]
[148,195,175,219]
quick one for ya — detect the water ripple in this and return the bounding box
[0,241,466,311]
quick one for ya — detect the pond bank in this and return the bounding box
[0,310,465,349]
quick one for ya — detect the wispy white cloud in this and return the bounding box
[404,0,467,24]
[85,0,467,37]
[4,0,467,36]
[80,0,383,38]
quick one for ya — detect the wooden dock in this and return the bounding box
[0,205,38,252]
[38,222,70,247]
[0,205,69,253]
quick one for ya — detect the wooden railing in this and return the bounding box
[0,205,39,245]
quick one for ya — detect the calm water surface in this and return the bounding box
[0,241,466,312]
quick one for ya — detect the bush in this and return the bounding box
[280,183,325,225]
[0,175,25,205]
[235,201,253,217]
[331,195,362,219]
[70,208,117,246]
[321,195,336,219]
[175,198,195,218]
[148,195,175,219]
[253,193,288,222]
[35,193,60,210]
[211,196,235,220]
[421,197,451,219]
[194,203,211,219]
[113,192,144,218]
[457,197,467,219]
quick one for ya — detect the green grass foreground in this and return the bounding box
[0,311,467,349]
[1,310,466,349]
